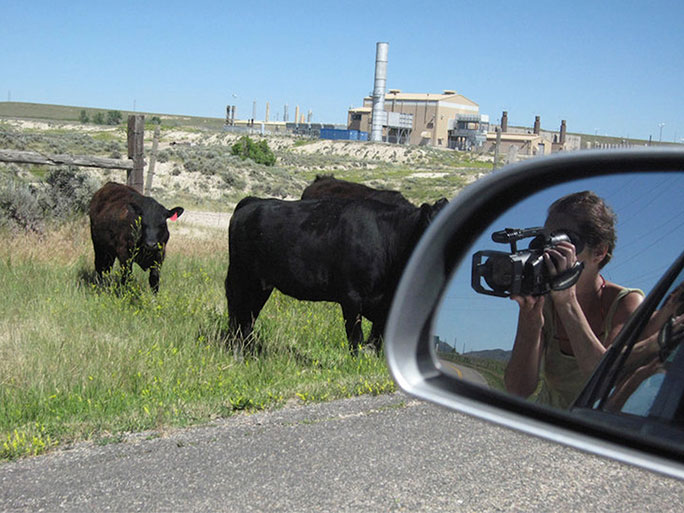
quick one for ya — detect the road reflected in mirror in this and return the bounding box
[432,172,684,411]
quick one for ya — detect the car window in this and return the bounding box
[602,268,684,420]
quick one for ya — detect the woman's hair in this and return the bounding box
[548,190,616,269]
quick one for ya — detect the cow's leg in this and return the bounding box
[226,266,252,337]
[148,251,164,294]
[226,267,272,342]
[148,267,160,294]
[94,248,115,282]
[368,318,386,352]
[116,248,133,288]
[341,303,364,356]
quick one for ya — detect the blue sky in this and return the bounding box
[2,1,683,141]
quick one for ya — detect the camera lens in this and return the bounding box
[483,253,514,292]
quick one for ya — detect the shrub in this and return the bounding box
[0,180,45,232]
[0,167,100,232]
[41,167,100,217]
[106,110,123,126]
[79,110,90,123]
[230,136,276,166]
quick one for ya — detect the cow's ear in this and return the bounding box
[167,207,184,221]
[418,203,434,227]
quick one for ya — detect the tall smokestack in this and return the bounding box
[501,111,508,132]
[560,120,567,144]
[265,102,270,122]
[370,42,389,143]
[295,105,300,126]
[533,116,540,134]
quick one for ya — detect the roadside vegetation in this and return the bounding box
[0,218,395,461]
[0,106,494,461]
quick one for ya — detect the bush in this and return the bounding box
[231,136,276,166]
[0,180,45,232]
[106,110,123,125]
[41,167,100,217]
[0,167,100,232]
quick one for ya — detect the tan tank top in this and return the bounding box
[536,287,643,409]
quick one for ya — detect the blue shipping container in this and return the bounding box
[320,128,365,141]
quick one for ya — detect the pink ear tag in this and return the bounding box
[170,213,178,221]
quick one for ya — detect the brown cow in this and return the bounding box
[89,182,183,292]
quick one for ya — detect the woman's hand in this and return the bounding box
[511,294,545,330]
[544,241,578,303]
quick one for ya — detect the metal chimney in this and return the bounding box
[533,116,540,134]
[370,42,389,143]
[501,111,508,132]
[560,120,567,144]
[265,102,270,122]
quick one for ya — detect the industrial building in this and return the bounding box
[223,40,578,155]
[347,89,488,148]
[484,112,581,156]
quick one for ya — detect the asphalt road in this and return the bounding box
[1,393,682,512]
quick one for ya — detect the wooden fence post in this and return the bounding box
[144,125,160,195]
[127,115,145,193]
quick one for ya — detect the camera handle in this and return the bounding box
[550,261,584,291]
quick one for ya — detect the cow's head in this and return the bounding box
[417,198,449,228]
[128,201,184,251]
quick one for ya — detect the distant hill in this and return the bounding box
[0,101,225,130]
[465,349,511,362]
[3,101,675,147]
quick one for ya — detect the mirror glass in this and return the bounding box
[432,172,684,411]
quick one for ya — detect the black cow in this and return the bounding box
[301,174,414,208]
[225,196,447,353]
[89,182,184,293]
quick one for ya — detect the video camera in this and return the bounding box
[471,227,585,297]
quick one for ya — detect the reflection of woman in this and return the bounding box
[504,191,644,409]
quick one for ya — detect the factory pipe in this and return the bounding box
[370,42,389,143]
[560,120,567,144]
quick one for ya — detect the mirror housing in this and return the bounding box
[385,148,684,479]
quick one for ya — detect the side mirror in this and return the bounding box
[385,148,684,479]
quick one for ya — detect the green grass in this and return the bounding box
[0,221,394,461]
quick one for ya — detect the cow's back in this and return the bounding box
[301,175,413,208]
[89,182,141,221]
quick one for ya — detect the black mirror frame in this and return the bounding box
[385,148,684,479]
